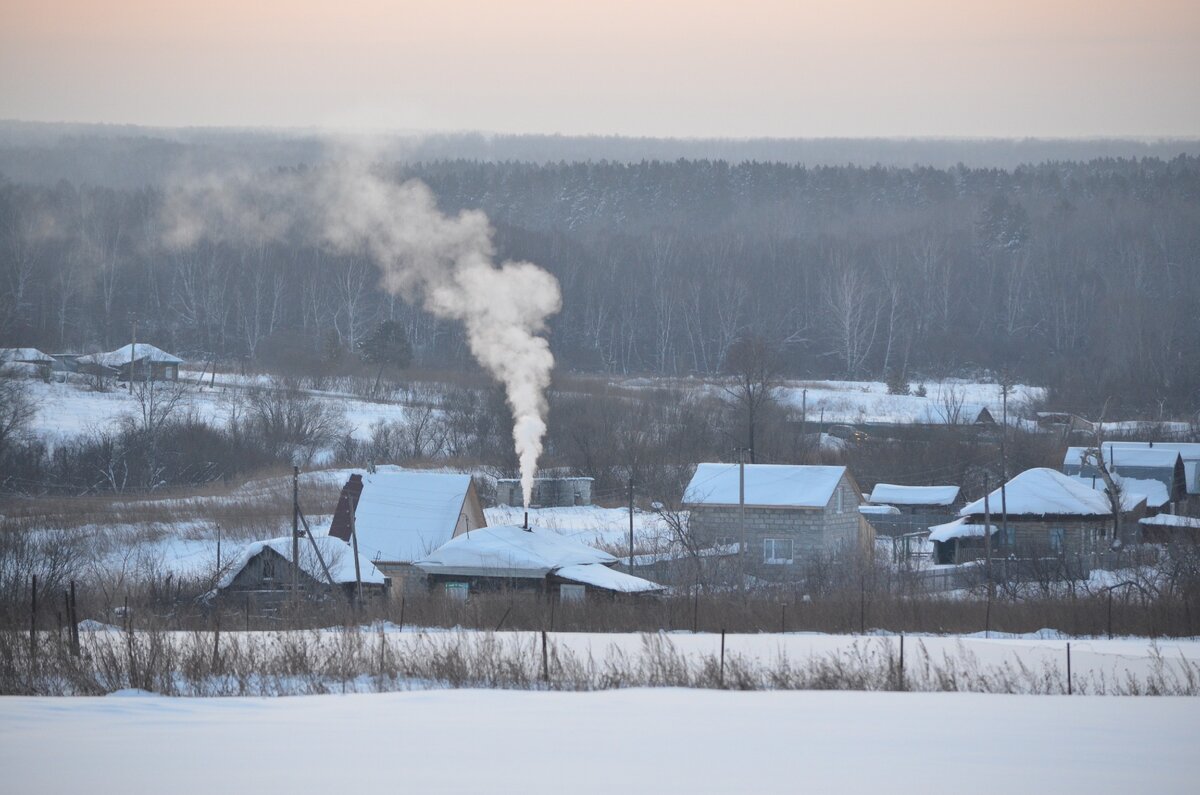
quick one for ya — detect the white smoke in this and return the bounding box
[164,160,560,507]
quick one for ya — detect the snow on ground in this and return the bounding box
[772,378,1042,425]
[485,505,673,550]
[1,688,1195,794]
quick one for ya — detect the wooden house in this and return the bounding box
[75,343,182,382]
[1062,445,1186,514]
[327,467,487,592]
[213,534,386,609]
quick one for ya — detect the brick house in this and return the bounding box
[683,463,869,577]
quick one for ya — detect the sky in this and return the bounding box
[2,0,1199,138]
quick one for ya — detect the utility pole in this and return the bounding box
[801,388,808,461]
[129,320,137,393]
[1000,381,1009,553]
[739,449,747,576]
[628,476,635,570]
[292,466,300,607]
[983,473,993,595]
[350,493,364,607]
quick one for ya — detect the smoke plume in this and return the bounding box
[164,160,560,507]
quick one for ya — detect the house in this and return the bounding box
[414,524,664,601]
[1061,446,1187,514]
[683,463,869,575]
[75,343,183,382]
[212,534,386,608]
[0,347,54,379]
[495,476,594,507]
[327,467,487,591]
[864,483,962,538]
[931,468,1147,566]
[1083,441,1200,513]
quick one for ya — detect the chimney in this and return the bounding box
[329,473,364,542]
[523,511,530,531]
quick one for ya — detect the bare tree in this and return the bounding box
[721,335,781,463]
[0,370,36,459]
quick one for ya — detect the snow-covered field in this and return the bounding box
[2,688,1195,794]
[18,378,411,445]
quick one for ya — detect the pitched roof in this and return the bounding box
[218,535,384,590]
[0,347,54,363]
[868,484,960,506]
[683,463,849,508]
[415,524,616,578]
[961,468,1138,518]
[77,343,183,367]
[336,468,478,564]
[1063,446,1182,470]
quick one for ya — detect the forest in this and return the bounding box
[2,144,1199,416]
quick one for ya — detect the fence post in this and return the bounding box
[898,633,905,691]
[69,580,79,657]
[30,575,37,672]
[720,628,726,687]
[541,630,549,683]
[1066,642,1072,695]
[780,603,786,635]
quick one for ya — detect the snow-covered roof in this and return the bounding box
[859,504,901,516]
[554,563,664,593]
[349,468,477,563]
[1098,441,1200,462]
[77,343,183,367]
[0,347,54,363]
[1072,474,1169,509]
[218,535,384,590]
[683,463,849,508]
[960,468,1138,518]
[928,518,999,543]
[1138,514,1200,529]
[1063,446,1182,470]
[868,484,960,506]
[415,524,616,578]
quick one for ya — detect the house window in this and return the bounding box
[560,584,586,603]
[1003,526,1015,548]
[444,582,470,601]
[1049,528,1065,552]
[715,536,736,549]
[763,538,794,565]
[261,555,275,581]
[836,489,844,514]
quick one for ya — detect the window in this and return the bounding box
[444,582,470,601]
[836,488,844,514]
[560,584,586,603]
[1049,528,1065,553]
[715,536,736,549]
[763,538,794,565]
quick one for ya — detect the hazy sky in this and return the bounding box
[3,0,1199,137]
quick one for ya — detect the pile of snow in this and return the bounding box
[868,483,960,506]
[684,463,846,508]
[554,563,663,593]
[340,468,475,564]
[961,468,1135,517]
[218,535,384,589]
[928,518,999,543]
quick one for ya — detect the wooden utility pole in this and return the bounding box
[129,321,137,393]
[739,449,747,577]
[1000,381,1009,551]
[983,473,994,596]
[350,493,364,607]
[628,477,635,570]
[292,466,300,606]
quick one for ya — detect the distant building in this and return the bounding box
[931,468,1147,567]
[75,343,182,382]
[328,467,487,591]
[495,477,593,507]
[0,347,54,379]
[1138,513,1200,543]
[212,534,386,609]
[864,483,962,538]
[1062,446,1187,514]
[1077,442,1200,514]
[415,524,663,600]
[683,463,869,576]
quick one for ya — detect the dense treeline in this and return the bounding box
[3,154,1199,414]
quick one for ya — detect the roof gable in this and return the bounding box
[219,535,384,589]
[338,468,477,563]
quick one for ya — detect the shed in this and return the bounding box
[1138,513,1200,543]
[683,463,869,575]
[75,343,182,382]
[1062,445,1187,512]
[414,524,663,600]
[327,467,487,591]
[1088,442,1200,501]
[213,534,386,608]
[0,347,54,379]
